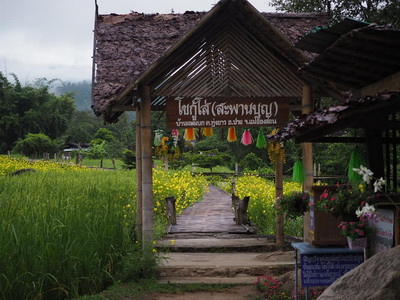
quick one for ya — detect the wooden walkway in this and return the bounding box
[168,185,255,234]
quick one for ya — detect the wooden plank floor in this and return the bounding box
[168,185,255,234]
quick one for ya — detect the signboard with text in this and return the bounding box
[368,208,395,255]
[166,96,290,129]
[301,253,364,287]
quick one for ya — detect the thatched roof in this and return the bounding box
[92,0,330,123]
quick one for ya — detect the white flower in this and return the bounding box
[373,177,386,193]
[353,165,374,185]
[356,203,376,218]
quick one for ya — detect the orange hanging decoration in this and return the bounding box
[227,127,237,142]
[184,128,196,141]
[203,127,213,137]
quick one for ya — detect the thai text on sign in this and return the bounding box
[166,96,290,129]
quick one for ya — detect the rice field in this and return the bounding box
[0,156,209,299]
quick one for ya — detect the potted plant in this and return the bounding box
[276,191,310,218]
[338,218,372,249]
[314,184,375,220]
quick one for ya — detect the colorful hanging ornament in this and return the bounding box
[203,127,213,137]
[184,128,195,141]
[171,129,179,137]
[171,129,179,147]
[241,129,253,146]
[154,129,164,146]
[227,127,237,142]
[348,149,363,182]
[256,130,266,149]
[292,159,305,183]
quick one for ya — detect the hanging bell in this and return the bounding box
[241,129,253,146]
[256,130,266,149]
[203,127,213,137]
[227,127,237,142]
[348,149,363,182]
[184,128,196,141]
[292,159,305,183]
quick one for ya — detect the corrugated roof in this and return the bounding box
[295,18,369,53]
[300,24,400,91]
[270,91,400,143]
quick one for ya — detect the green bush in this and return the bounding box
[13,133,60,156]
[122,149,136,169]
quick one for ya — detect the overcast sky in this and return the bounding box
[0,0,274,84]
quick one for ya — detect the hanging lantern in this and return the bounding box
[292,159,305,183]
[184,128,195,141]
[256,130,266,149]
[227,127,237,142]
[203,127,213,137]
[241,129,253,146]
[348,149,363,182]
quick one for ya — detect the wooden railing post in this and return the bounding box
[165,196,177,225]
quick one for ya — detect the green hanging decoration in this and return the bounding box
[292,159,305,183]
[256,130,266,149]
[348,149,363,182]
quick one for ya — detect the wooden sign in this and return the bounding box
[166,96,289,129]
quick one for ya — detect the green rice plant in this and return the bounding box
[235,175,303,235]
[0,170,138,299]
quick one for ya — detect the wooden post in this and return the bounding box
[136,105,143,243]
[141,86,154,246]
[302,85,314,242]
[366,128,384,179]
[232,194,250,225]
[275,160,284,245]
[165,196,177,225]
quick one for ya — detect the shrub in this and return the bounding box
[122,149,136,170]
[13,133,60,157]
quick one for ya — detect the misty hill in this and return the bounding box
[54,80,92,111]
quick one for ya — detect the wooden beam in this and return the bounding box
[112,105,137,112]
[135,104,142,243]
[275,160,284,246]
[140,86,154,246]
[302,85,314,243]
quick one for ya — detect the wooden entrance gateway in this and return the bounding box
[91,0,332,245]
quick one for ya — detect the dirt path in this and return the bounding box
[149,285,261,300]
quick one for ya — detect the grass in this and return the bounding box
[77,279,241,300]
[81,157,125,169]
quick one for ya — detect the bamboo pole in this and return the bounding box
[140,86,154,246]
[135,104,143,243]
[302,85,314,242]
[275,160,285,245]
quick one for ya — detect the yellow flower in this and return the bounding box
[170,240,175,245]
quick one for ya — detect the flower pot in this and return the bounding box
[347,237,367,249]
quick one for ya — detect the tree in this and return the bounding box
[0,73,75,153]
[54,80,92,111]
[189,149,232,172]
[240,152,266,172]
[270,0,400,27]
[88,140,108,168]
